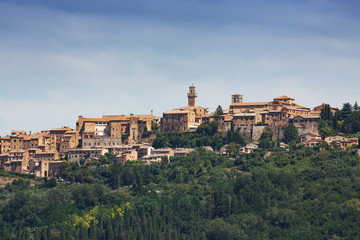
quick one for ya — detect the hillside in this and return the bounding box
[1,147,360,239]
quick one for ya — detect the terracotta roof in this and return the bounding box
[285,106,310,111]
[274,95,294,100]
[291,114,320,119]
[302,132,321,137]
[230,102,269,106]
[234,113,257,117]
[79,115,130,122]
[175,106,207,111]
[164,109,193,114]
[223,114,233,121]
[50,127,72,132]
[136,115,157,120]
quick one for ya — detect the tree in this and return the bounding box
[214,105,224,120]
[259,126,274,149]
[333,110,340,132]
[283,125,299,144]
[319,120,334,138]
[226,142,239,157]
[205,218,244,240]
[343,111,360,134]
[320,104,332,121]
[151,121,159,131]
[354,101,359,111]
[340,102,352,120]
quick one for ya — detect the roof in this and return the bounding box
[301,132,321,137]
[79,115,130,122]
[284,105,311,111]
[233,113,257,117]
[274,95,294,100]
[223,114,233,121]
[50,127,72,132]
[175,106,207,111]
[291,114,320,119]
[163,109,193,115]
[230,102,269,107]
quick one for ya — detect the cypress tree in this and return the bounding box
[34,229,41,240]
[89,221,98,240]
[40,227,47,240]
[106,218,114,240]
[79,226,88,240]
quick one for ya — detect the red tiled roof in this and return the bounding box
[230,102,269,106]
[274,95,294,100]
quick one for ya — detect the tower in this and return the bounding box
[231,94,243,104]
[187,85,197,107]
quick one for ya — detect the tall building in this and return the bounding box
[161,85,208,132]
[187,85,197,107]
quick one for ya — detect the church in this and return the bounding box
[160,85,208,132]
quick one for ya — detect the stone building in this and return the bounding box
[77,113,157,144]
[67,148,108,162]
[59,130,80,155]
[34,152,60,162]
[28,159,63,178]
[232,112,262,127]
[161,85,208,132]
[289,115,320,135]
[325,136,359,151]
[313,103,338,114]
[121,150,138,163]
[82,136,122,148]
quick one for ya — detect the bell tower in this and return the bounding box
[231,94,243,104]
[187,85,197,107]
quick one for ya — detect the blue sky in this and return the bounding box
[0,0,359,135]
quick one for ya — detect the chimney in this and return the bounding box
[151,110,153,116]
[29,131,32,135]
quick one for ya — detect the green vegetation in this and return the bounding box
[319,102,360,137]
[283,124,299,144]
[153,120,245,150]
[1,146,360,239]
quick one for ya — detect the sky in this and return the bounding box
[0,0,360,135]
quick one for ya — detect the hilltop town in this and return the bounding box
[0,85,358,178]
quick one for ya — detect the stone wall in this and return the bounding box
[82,137,122,148]
[235,126,266,141]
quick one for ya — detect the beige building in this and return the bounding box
[34,152,60,162]
[161,85,208,132]
[174,148,194,157]
[232,112,262,127]
[289,115,320,135]
[59,130,80,155]
[29,159,63,178]
[67,148,108,162]
[82,136,122,148]
[325,136,359,151]
[77,113,157,144]
[121,150,138,163]
[226,94,318,130]
[300,133,323,147]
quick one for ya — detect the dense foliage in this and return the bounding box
[153,120,245,150]
[1,147,360,239]
[319,102,360,137]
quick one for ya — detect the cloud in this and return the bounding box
[0,0,359,135]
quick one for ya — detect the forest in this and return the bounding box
[1,146,360,240]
